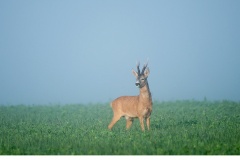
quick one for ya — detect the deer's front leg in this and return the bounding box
[138,116,145,131]
[146,117,150,130]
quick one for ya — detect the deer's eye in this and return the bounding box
[141,78,145,81]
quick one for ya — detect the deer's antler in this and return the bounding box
[136,61,141,76]
[141,60,148,75]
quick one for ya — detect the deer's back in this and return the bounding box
[111,96,139,117]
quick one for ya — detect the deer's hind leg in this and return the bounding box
[125,116,133,130]
[108,114,121,130]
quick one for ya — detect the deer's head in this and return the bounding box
[132,62,150,88]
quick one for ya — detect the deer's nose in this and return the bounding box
[135,82,140,86]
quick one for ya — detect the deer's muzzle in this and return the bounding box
[135,81,140,87]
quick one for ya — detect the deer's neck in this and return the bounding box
[139,81,152,104]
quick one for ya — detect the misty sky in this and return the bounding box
[1,0,240,105]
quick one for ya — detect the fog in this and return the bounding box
[1,0,240,105]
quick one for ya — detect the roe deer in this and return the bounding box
[108,61,152,131]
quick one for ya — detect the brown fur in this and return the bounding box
[108,63,152,131]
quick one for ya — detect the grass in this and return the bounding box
[0,100,240,155]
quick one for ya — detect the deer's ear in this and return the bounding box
[132,69,138,77]
[144,67,150,77]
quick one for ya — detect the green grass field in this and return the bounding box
[0,100,240,155]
